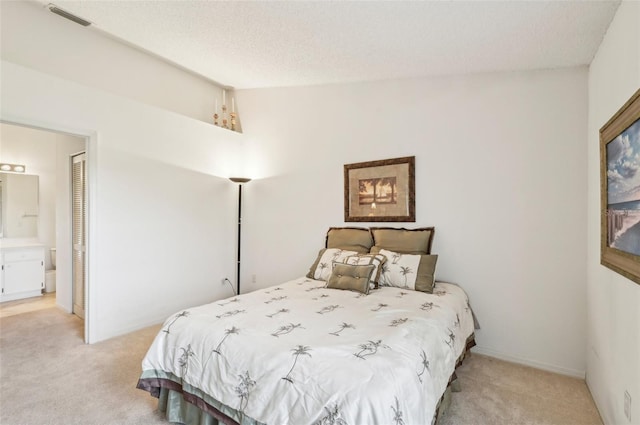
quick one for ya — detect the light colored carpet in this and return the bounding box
[0,306,166,425]
[439,353,603,425]
[0,305,602,425]
[0,293,56,318]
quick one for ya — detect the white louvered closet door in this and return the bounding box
[72,153,86,320]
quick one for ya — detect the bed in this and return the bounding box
[138,227,477,425]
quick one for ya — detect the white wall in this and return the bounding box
[1,1,228,125]
[587,2,640,424]
[237,67,589,377]
[1,59,246,342]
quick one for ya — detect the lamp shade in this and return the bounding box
[229,177,251,184]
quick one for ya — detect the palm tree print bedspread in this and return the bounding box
[138,278,475,425]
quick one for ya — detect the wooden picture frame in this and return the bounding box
[600,88,640,285]
[344,156,415,222]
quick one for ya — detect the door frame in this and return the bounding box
[0,118,96,344]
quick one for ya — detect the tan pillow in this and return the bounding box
[371,246,438,293]
[326,227,373,254]
[370,227,435,254]
[414,255,438,293]
[326,263,375,294]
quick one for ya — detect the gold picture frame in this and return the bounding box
[600,88,640,285]
[344,156,415,222]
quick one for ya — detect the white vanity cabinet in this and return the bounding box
[0,243,45,302]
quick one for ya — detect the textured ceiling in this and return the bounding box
[35,0,620,89]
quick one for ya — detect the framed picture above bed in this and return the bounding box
[344,156,415,222]
[600,88,640,285]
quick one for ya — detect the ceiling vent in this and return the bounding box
[48,4,91,27]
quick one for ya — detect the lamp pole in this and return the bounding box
[229,177,251,295]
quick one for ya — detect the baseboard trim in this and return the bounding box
[55,302,72,314]
[585,377,609,425]
[92,314,167,344]
[471,345,585,379]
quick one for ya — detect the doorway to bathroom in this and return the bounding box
[0,122,90,340]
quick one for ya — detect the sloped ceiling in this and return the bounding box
[35,0,620,89]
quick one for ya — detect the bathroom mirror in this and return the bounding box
[0,172,39,238]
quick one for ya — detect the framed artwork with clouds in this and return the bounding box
[600,88,640,285]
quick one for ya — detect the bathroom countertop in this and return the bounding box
[0,239,45,249]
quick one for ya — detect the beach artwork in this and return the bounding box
[344,156,415,222]
[606,117,640,255]
[358,177,397,205]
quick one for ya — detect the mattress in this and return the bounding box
[138,277,475,424]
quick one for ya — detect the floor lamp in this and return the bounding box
[229,177,251,295]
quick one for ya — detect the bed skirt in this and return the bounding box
[157,381,453,425]
[160,388,234,425]
[143,334,476,425]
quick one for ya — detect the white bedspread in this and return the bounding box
[140,277,474,425]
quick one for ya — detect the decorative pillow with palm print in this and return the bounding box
[377,249,422,290]
[371,246,438,294]
[306,248,359,281]
[343,253,387,289]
